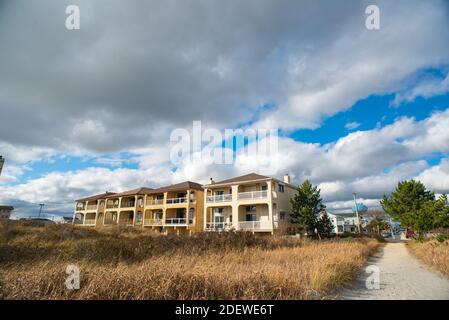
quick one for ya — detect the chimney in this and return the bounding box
[283,174,290,184]
[209,177,215,184]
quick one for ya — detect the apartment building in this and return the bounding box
[73,181,204,235]
[203,173,296,234]
[73,173,297,235]
[143,181,204,234]
[0,205,13,221]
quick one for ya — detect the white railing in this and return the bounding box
[165,218,187,224]
[83,219,96,226]
[166,197,187,204]
[206,194,233,203]
[205,222,233,231]
[86,205,97,211]
[147,199,164,205]
[143,219,163,226]
[238,220,272,231]
[237,190,268,200]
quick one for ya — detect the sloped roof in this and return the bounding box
[149,181,203,194]
[209,173,271,185]
[76,192,116,202]
[104,187,154,198]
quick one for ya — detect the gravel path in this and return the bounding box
[337,241,449,300]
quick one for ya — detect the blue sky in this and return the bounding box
[1,1,449,219]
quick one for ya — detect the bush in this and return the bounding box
[436,234,449,243]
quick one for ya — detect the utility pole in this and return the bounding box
[0,156,4,176]
[353,192,362,234]
[38,203,45,219]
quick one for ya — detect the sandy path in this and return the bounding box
[337,241,449,300]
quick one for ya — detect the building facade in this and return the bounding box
[0,205,13,221]
[203,173,296,234]
[73,182,204,235]
[73,173,297,235]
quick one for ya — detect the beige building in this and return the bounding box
[0,205,13,221]
[73,173,297,235]
[73,181,204,235]
[203,173,296,234]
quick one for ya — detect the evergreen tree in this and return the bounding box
[290,180,325,232]
[380,179,434,228]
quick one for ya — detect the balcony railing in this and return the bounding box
[120,202,135,208]
[165,218,188,225]
[166,197,187,205]
[206,194,233,203]
[106,203,119,209]
[143,219,163,226]
[238,220,272,231]
[147,199,164,206]
[86,205,97,211]
[83,219,96,226]
[237,190,268,200]
[76,206,86,211]
[205,222,233,231]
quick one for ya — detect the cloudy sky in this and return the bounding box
[1,0,449,218]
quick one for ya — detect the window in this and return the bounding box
[154,211,162,220]
[245,213,257,221]
[280,211,286,221]
[137,197,143,207]
[135,212,142,225]
[189,208,194,224]
[246,205,256,212]
[261,185,268,191]
[278,184,285,192]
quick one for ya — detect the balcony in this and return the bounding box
[205,222,233,231]
[206,194,232,203]
[238,220,272,231]
[166,197,187,205]
[165,217,190,225]
[86,204,97,211]
[147,199,164,206]
[106,203,119,209]
[143,219,163,226]
[237,190,268,200]
[83,219,96,226]
[120,202,135,208]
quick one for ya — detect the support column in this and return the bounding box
[117,198,122,225]
[267,181,274,233]
[203,188,208,231]
[231,185,239,230]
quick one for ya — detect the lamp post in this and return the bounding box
[352,192,362,234]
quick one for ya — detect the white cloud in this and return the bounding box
[345,122,361,130]
[392,72,449,107]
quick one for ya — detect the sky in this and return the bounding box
[1,0,449,219]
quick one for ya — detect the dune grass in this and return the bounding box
[408,240,449,277]
[0,221,379,299]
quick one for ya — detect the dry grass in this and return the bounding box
[407,240,449,277]
[0,221,379,300]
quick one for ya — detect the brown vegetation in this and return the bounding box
[407,240,449,277]
[0,221,379,299]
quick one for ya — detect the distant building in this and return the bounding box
[0,205,14,221]
[327,211,372,234]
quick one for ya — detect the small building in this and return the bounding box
[0,206,14,221]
